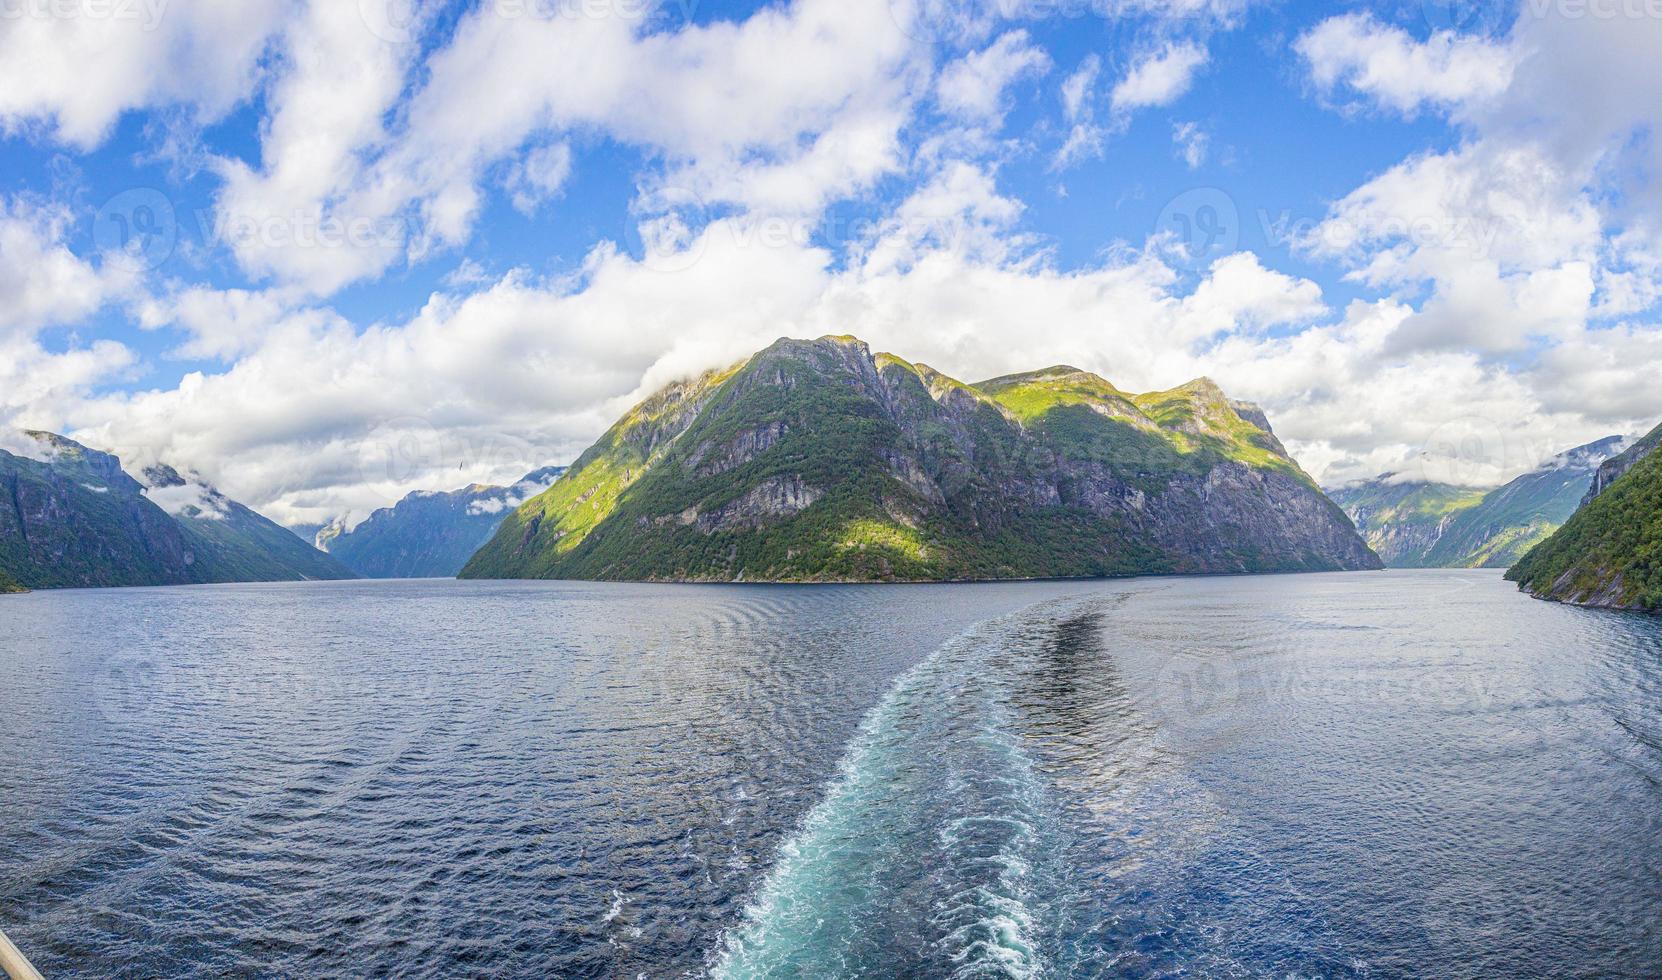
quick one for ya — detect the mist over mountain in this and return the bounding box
[319,467,565,578]
[1331,436,1627,569]
[0,432,355,590]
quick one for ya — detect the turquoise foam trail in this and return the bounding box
[710,598,1097,979]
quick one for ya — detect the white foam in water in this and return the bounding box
[710,596,1105,980]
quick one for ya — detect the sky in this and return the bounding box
[3,0,1662,527]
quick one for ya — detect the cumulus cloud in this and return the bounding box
[1110,42,1209,112]
[0,0,288,148]
[934,31,1050,124]
[208,0,921,296]
[0,197,142,337]
[1296,14,1515,116]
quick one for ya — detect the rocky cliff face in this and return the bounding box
[1580,428,1660,506]
[320,466,564,578]
[1508,422,1662,613]
[1328,479,1487,567]
[462,336,1380,582]
[0,431,355,589]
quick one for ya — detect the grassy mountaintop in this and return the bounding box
[463,336,1378,583]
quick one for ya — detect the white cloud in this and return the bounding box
[201,0,921,296]
[142,481,229,520]
[210,0,416,296]
[0,0,289,148]
[1110,42,1209,112]
[505,142,575,215]
[134,285,344,361]
[1055,40,1210,167]
[1296,14,1515,116]
[1303,142,1605,356]
[934,30,1050,124]
[0,197,141,337]
[1172,121,1208,168]
[0,428,56,464]
[1054,55,1105,168]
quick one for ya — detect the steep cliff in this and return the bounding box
[462,336,1380,582]
[1328,479,1487,566]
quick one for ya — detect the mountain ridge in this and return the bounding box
[462,335,1380,583]
[319,466,566,578]
[1330,435,1627,569]
[0,431,356,590]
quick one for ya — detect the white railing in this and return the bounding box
[0,926,43,980]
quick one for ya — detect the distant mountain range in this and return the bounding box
[1509,423,1662,612]
[1329,436,1627,568]
[317,467,564,578]
[462,335,1380,583]
[0,431,355,590]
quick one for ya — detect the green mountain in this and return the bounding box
[1507,423,1662,612]
[1331,436,1626,568]
[319,466,565,578]
[1327,480,1488,566]
[0,431,356,590]
[461,336,1380,583]
[0,568,24,593]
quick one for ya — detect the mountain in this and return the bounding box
[1331,436,1626,568]
[461,335,1380,583]
[0,568,23,593]
[0,431,356,590]
[1507,422,1662,612]
[1327,480,1488,566]
[1420,436,1626,568]
[138,462,356,584]
[319,467,565,578]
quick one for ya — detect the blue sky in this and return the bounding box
[2,0,1660,524]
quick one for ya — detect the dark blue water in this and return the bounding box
[1,571,1659,977]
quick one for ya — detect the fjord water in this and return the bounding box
[1,574,1659,977]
